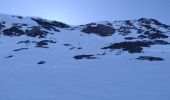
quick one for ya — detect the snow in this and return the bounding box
[0,13,38,27]
[0,14,170,100]
[1,58,170,100]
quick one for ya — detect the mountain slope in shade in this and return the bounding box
[0,13,170,100]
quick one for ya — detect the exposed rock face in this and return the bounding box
[136,56,164,61]
[138,18,170,28]
[3,26,25,36]
[138,32,168,39]
[124,37,136,40]
[80,18,170,38]
[4,55,13,58]
[25,27,48,38]
[153,40,170,45]
[141,28,168,39]
[2,26,50,38]
[31,18,70,29]
[16,16,23,19]
[13,48,29,52]
[81,23,116,36]
[118,26,131,35]
[73,55,97,60]
[102,39,170,54]
[102,41,154,53]
[1,18,69,38]
[37,61,46,64]
[35,40,56,48]
[17,40,31,44]
[148,32,168,39]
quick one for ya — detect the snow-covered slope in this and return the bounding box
[0,13,170,100]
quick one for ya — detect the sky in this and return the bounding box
[0,0,170,25]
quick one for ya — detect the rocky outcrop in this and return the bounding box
[35,40,56,48]
[82,23,116,36]
[37,61,46,64]
[25,27,48,38]
[136,56,164,61]
[2,26,50,38]
[3,26,25,36]
[73,55,97,60]
[31,18,70,30]
[102,41,155,53]
[138,18,170,29]
[102,40,169,54]
[13,48,29,52]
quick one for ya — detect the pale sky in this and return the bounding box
[0,0,170,25]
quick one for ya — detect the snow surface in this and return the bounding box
[0,14,170,100]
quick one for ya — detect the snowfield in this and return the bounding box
[0,13,170,100]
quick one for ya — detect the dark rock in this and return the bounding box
[137,29,145,34]
[16,16,23,19]
[97,53,106,56]
[148,33,168,39]
[138,18,155,29]
[143,31,151,35]
[69,47,76,50]
[118,26,131,35]
[138,18,152,25]
[102,41,155,53]
[136,56,164,61]
[142,24,152,29]
[3,26,25,36]
[138,18,170,29]
[102,39,169,54]
[77,47,82,49]
[31,18,69,30]
[124,37,136,40]
[125,20,133,26]
[63,44,72,46]
[37,61,46,64]
[13,48,29,51]
[36,40,56,48]
[153,40,170,45]
[21,24,28,26]
[150,19,162,25]
[31,18,60,31]
[73,55,97,60]
[17,40,31,44]
[106,23,113,26]
[101,53,106,55]
[25,27,48,38]
[4,55,13,58]
[138,35,148,39]
[139,30,168,39]
[82,24,116,36]
[150,19,170,28]
[51,21,70,28]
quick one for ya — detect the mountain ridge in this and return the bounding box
[0,13,170,63]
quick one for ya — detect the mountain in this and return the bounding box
[0,13,170,100]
